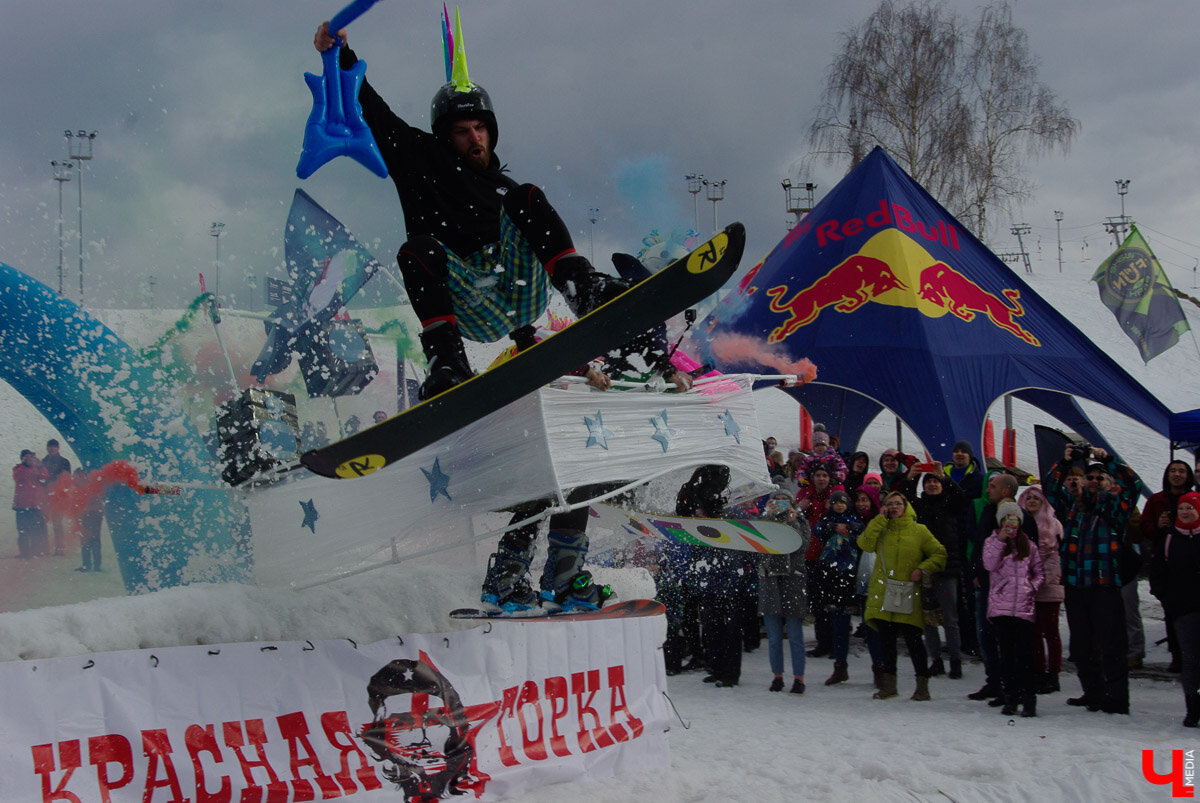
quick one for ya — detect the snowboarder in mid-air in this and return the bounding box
[313,17,691,611]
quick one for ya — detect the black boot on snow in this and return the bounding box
[418,323,473,401]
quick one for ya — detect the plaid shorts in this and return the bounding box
[445,211,551,343]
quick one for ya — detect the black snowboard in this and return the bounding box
[300,222,745,479]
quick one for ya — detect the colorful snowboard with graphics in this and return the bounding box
[449,598,665,622]
[300,222,745,479]
[589,502,806,554]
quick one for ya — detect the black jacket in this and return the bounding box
[342,47,519,257]
[902,476,966,576]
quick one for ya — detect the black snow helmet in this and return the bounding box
[430,82,498,146]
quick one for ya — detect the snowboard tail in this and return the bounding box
[300,222,745,479]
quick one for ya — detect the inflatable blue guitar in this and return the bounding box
[296,0,388,179]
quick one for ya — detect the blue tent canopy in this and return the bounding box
[698,147,1173,460]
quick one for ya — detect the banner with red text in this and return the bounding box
[0,616,669,802]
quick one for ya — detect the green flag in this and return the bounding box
[1091,226,1190,362]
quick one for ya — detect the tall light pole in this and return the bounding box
[704,178,726,233]
[210,222,225,303]
[51,160,72,295]
[1053,210,1064,273]
[65,130,97,303]
[587,207,599,264]
[684,173,704,232]
[782,179,816,228]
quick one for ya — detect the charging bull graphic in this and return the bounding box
[766,255,908,342]
[917,263,1040,346]
[765,228,1040,347]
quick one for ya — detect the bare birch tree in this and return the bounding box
[809,0,1079,239]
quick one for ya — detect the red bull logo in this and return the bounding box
[765,229,1040,346]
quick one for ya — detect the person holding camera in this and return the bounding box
[1043,444,1143,715]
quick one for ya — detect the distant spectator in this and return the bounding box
[845,451,870,491]
[858,491,947,701]
[1020,485,1064,694]
[983,501,1045,717]
[12,450,48,558]
[814,490,864,685]
[901,465,967,680]
[803,432,847,486]
[42,439,71,556]
[73,468,105,573]
[373,409,388,424]
[1141,459,1196,672]
[879,449,912,494]
[756,491,811,695]
[1043,445,1143,715]
[796,462,841,658]
[1149,491,1200,727]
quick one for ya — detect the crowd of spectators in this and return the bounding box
[660,426,1197,727]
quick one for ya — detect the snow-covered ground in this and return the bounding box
[0,561,1184,801]
[0,263,1197,799]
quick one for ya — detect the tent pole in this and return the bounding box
[895,416,902,451]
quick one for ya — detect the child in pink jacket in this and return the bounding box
[983,501,1045,717]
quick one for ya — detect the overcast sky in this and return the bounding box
[1,0,1197,310]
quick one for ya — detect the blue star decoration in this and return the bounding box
[718,409,742,444]
[421,458,452,502]
[299,498,319,534]
[649,410,678,453]
[584,411,614,450]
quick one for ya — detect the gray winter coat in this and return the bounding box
[756,518,811,618]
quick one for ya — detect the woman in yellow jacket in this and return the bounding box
[858,491,948,701]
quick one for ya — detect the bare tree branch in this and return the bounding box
[808,0,1079,240]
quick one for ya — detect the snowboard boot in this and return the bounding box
[417,323,473,401]
[872,674,898,700]
[911,675,931,702]
[549,254,632,318]
[480,535,538,612]
[540,529,612,611]
[825,662,849,686]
